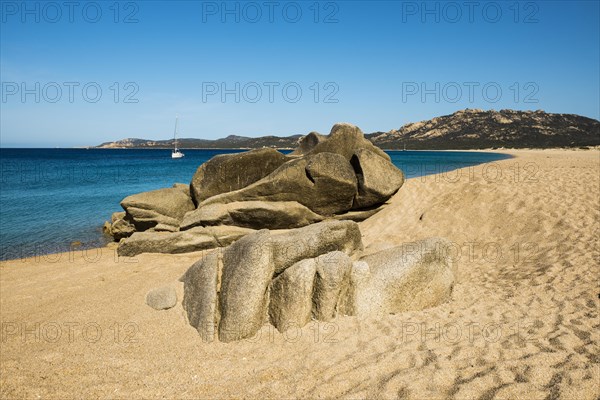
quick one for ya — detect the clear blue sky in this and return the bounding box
[1,0,598,147]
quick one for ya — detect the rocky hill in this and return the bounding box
[96,109,599,150]
[96,134,302,149]
[369,109,600,149]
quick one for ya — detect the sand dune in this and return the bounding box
[1,149,598,399]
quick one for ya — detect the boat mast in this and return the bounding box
[174,115,179,150]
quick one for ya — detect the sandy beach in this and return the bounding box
[1,148,598,399]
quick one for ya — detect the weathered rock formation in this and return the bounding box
[180,220,366,342]
[108,123,458,342]
[179,221,455,342]
[105,123,404,256]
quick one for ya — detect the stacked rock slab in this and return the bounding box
[180,201,324,230]
[194,123,404,221]
[109,123,405,256]
[117,225,254,257]
[120,185,195,231]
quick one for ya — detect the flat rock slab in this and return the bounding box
[332,205,385,222]
[117,226,255,257]
[181,201,324,230]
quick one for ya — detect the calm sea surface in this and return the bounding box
[0,148,511,260]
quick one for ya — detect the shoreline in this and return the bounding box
[0,149,513,263]
[0,149,513,262]
[4,146,599,151]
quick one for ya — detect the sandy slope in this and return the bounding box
[1,149,598,399]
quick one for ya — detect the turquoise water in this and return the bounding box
[0,148,511,260]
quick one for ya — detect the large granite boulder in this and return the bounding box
[200,152,358,216]
[218,230,274,342]
[338,261,371,316]
[109,122,404,246]
[117,226,254,257]
[190,148,288,204]
[312,251,352,321]
[181,250,221,342]
[350,149,405,209]
[306,123,391,162]
[180,201,324,230]
[352,238,455,316]
[121,187,195,231]
[268,258,316,333]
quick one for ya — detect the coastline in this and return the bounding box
[85,146,599,151]
[1,148,598,399]
[0,148,511,262]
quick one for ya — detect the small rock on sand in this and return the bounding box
[146,286,178,310]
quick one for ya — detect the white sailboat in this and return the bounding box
[171,116,184,158]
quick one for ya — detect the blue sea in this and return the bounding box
[0,148,511,260]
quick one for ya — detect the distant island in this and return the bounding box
[96,109,600,150]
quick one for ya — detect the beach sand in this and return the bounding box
[1,149,598,399]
